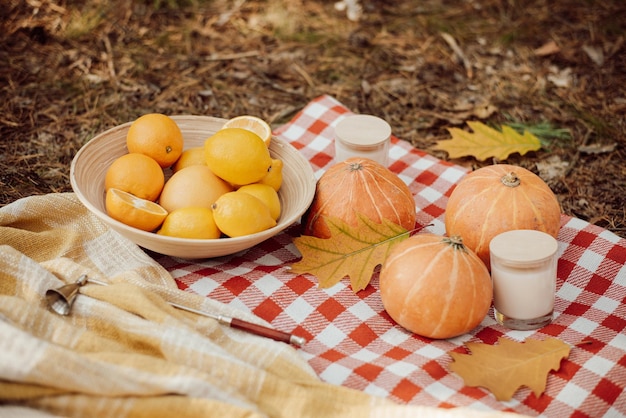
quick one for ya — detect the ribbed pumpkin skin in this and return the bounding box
[379,234,492,339]
[445,164,561,268]
[303,157,416,238]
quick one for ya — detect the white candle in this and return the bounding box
[490,230,558,330]
[334,114,391,166]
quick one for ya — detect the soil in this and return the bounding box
[2,0,625,237]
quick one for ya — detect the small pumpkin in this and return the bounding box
[303,157,416,238]
[445,164,561,268]
[379,233,492,339]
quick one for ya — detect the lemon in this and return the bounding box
[157,207,221,239]
[237,183,281,221]
[221,115,272,147]
[211,192,276,237]
[172,147,206,172]
[204,128,272,186]
[258,158,283,191]
[159,165,233,213]
[105,188,168,231]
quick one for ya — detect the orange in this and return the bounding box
[157,207,221,239]
[159,165,232,213]
[221,115,272,147]
[104,153,164,201]
[172,147,206,172]
[105,188,168,231]
[126,113,184,168]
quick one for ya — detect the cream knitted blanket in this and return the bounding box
[0,193,520,417]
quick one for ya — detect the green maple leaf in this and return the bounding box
[433,121,542,161]
[290,213,410,292]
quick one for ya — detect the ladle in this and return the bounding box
[45,275,305,347]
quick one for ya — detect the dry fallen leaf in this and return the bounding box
[547,66,573,88]
[582,44,605,66]
[433,121,542,161]
[449,337,571,401]
[578,142,617,154]
[536,155,569,182]
[290,213,410,292]
[533,40,560,56]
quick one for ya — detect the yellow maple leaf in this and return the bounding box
[290,213,410,292]
[448,337,571,401]
[433,121,542,161]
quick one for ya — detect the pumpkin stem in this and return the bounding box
[501,172,521,188]
[443,235,467,252]
[347,162,363,171]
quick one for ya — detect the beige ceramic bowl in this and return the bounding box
[70,115,316,259]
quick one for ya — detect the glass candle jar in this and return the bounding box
[489,229,559,330]
[334,114,391,166]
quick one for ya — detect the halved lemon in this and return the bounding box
[221,115,272,147]
[105,188,168,231]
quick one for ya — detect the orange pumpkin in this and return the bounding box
[303,157,416,238]
[445,164,561,268]
[379,234,492,339]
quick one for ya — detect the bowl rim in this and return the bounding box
[70,114,316,249]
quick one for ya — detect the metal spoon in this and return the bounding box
[45,275,305,347]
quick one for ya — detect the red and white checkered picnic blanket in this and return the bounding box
[153,95,626,417]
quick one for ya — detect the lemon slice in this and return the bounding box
[105,188,168,231]
[221,115,272,147]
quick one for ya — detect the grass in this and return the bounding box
[505,118,573,146]
[2,0,625,236]
[64,5,108,39]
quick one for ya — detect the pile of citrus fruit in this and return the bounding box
[104,113,283,239]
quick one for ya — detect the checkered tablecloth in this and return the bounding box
[152,95,626,417]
